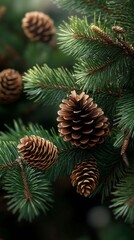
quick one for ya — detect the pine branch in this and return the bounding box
[74,55,131,92]
[3,166,54,221]
[58,16,126,59]
[16,157,32,200]
[58,16,134,65]
[0,141,18,168]
[115,94,134,137]
[23,64,79,105]
[107,0,134,42]
[54,0,110,15]
[0,161,17,170]
[45,145,91,181]
[110,167,134,223]
[0,120,59,144]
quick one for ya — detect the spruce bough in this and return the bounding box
[0,0,134,223]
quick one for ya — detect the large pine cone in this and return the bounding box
[17,135,58,170]
[22,11,56,43]
[0,69,23,103]
[70,160,99,197]
[57,90,109,149]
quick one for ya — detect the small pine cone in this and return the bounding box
[22,11,56,43]
[57,90,109,149]
[112,26,125,34]
[70,160,99,197]
[17,135,58,170]
[0,69,23,103]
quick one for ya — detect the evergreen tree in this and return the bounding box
[0,0,134,224]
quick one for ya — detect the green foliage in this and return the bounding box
[3,166,53,221]
[54,0,108,16]
[23,64,79,105]
[115,94,134,137]
[0,141,18,166]
[1,0,134,224]
[111,168,134,224]
[107,0,134,42]
[58,16,120,59]
[74,56,131,91]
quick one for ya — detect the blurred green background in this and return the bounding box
[0,0,134,239]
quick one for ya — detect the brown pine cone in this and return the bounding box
[22,11,56,43]
[0,6,6,19]
[0,69,23,103]
[17,135,58,171]
[70,159,99,197]
[57,90,109,149]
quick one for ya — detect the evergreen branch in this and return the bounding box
[0,161,17,170]
[110,167,134,223]
[90,25,114,44]
[92,92,118,122]
[82,0,110,13]
[91,25,134,56]
[86,55,120,74]
[74,55,131,92]
[45,146,92,181]
[58,16,134,60]
[54,0,110,15]
[16,158,32,201]
[0,119,75,154]
[23,64,79,105]
[107,0,134,41]
[115,94,134,137]
[3,166,54,221]
[0,141,18,167]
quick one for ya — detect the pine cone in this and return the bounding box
[22,11,56,43]
[17,135,58,170]
[0,69,23,103]
[70,160,99,197]
[57,90,109,149]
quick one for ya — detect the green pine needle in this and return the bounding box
[23,64,78,105]
[3,166,54,221]
[110,168,134,224]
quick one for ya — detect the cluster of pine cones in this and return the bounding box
[17,90,109,197]
[0,11,56,104]
[1,10,110,198]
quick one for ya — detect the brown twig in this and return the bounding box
[121,135,130,167]
[16,157,32,201]
[0,161,17,170]
[86,55,121,75]
[90,25,134,56]
[91,25,114,44]
[40,83,78,92]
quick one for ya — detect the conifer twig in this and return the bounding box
[16,157,32,201]
[117,39,134,55]
[121,135,130,167]
[91,25,134,55]
[0,162,17,170]
[91,25,114,44]
[39,83,78,91]
[86,56,121,75]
